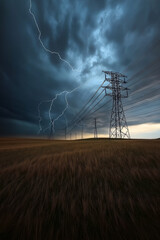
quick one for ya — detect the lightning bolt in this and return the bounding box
[38,86,79,133]
[29,0,79,72]
[29,0,81,137]
[37,99,52,134]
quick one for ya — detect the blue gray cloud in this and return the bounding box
[0,0,160,137]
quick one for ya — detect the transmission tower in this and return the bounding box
[102,71,130,139]
[49,120,54,139]
[94,118,98,138]
[65,126,67,140]
[81,123,83,139]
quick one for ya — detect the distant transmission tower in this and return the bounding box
[49,120,54,139]
[102,71,130,139]
[94,118,98,138]
[65,126,67,140]
[81,123,83,139]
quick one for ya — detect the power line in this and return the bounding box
[94,118,98,138]
[68,80,106,126]
[70,89,105,125]
[67,94,106,134]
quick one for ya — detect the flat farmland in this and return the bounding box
[0,138,160,240]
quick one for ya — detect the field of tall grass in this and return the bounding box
[0,138,160,240]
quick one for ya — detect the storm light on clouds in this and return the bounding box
[0,0,160,138]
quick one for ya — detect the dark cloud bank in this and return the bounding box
[0,0,160,137]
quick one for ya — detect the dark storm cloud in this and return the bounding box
[0,0,160,137]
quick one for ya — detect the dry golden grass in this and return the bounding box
[0,138,160,240]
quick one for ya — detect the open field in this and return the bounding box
[0,138,160,240]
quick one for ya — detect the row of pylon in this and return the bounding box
[65,118,98,140]
[52,70,131,140]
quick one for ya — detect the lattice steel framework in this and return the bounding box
[102,71,130,139]
[94,118,98,138]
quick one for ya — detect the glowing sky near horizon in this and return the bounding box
[0,0,160,138]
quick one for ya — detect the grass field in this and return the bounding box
[0,138,160,240]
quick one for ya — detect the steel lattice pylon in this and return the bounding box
[102,71,130,139]
[94,118,98,138]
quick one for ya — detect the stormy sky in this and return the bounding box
[0,0,160,138]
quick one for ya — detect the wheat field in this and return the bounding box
[0,138,160,240]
